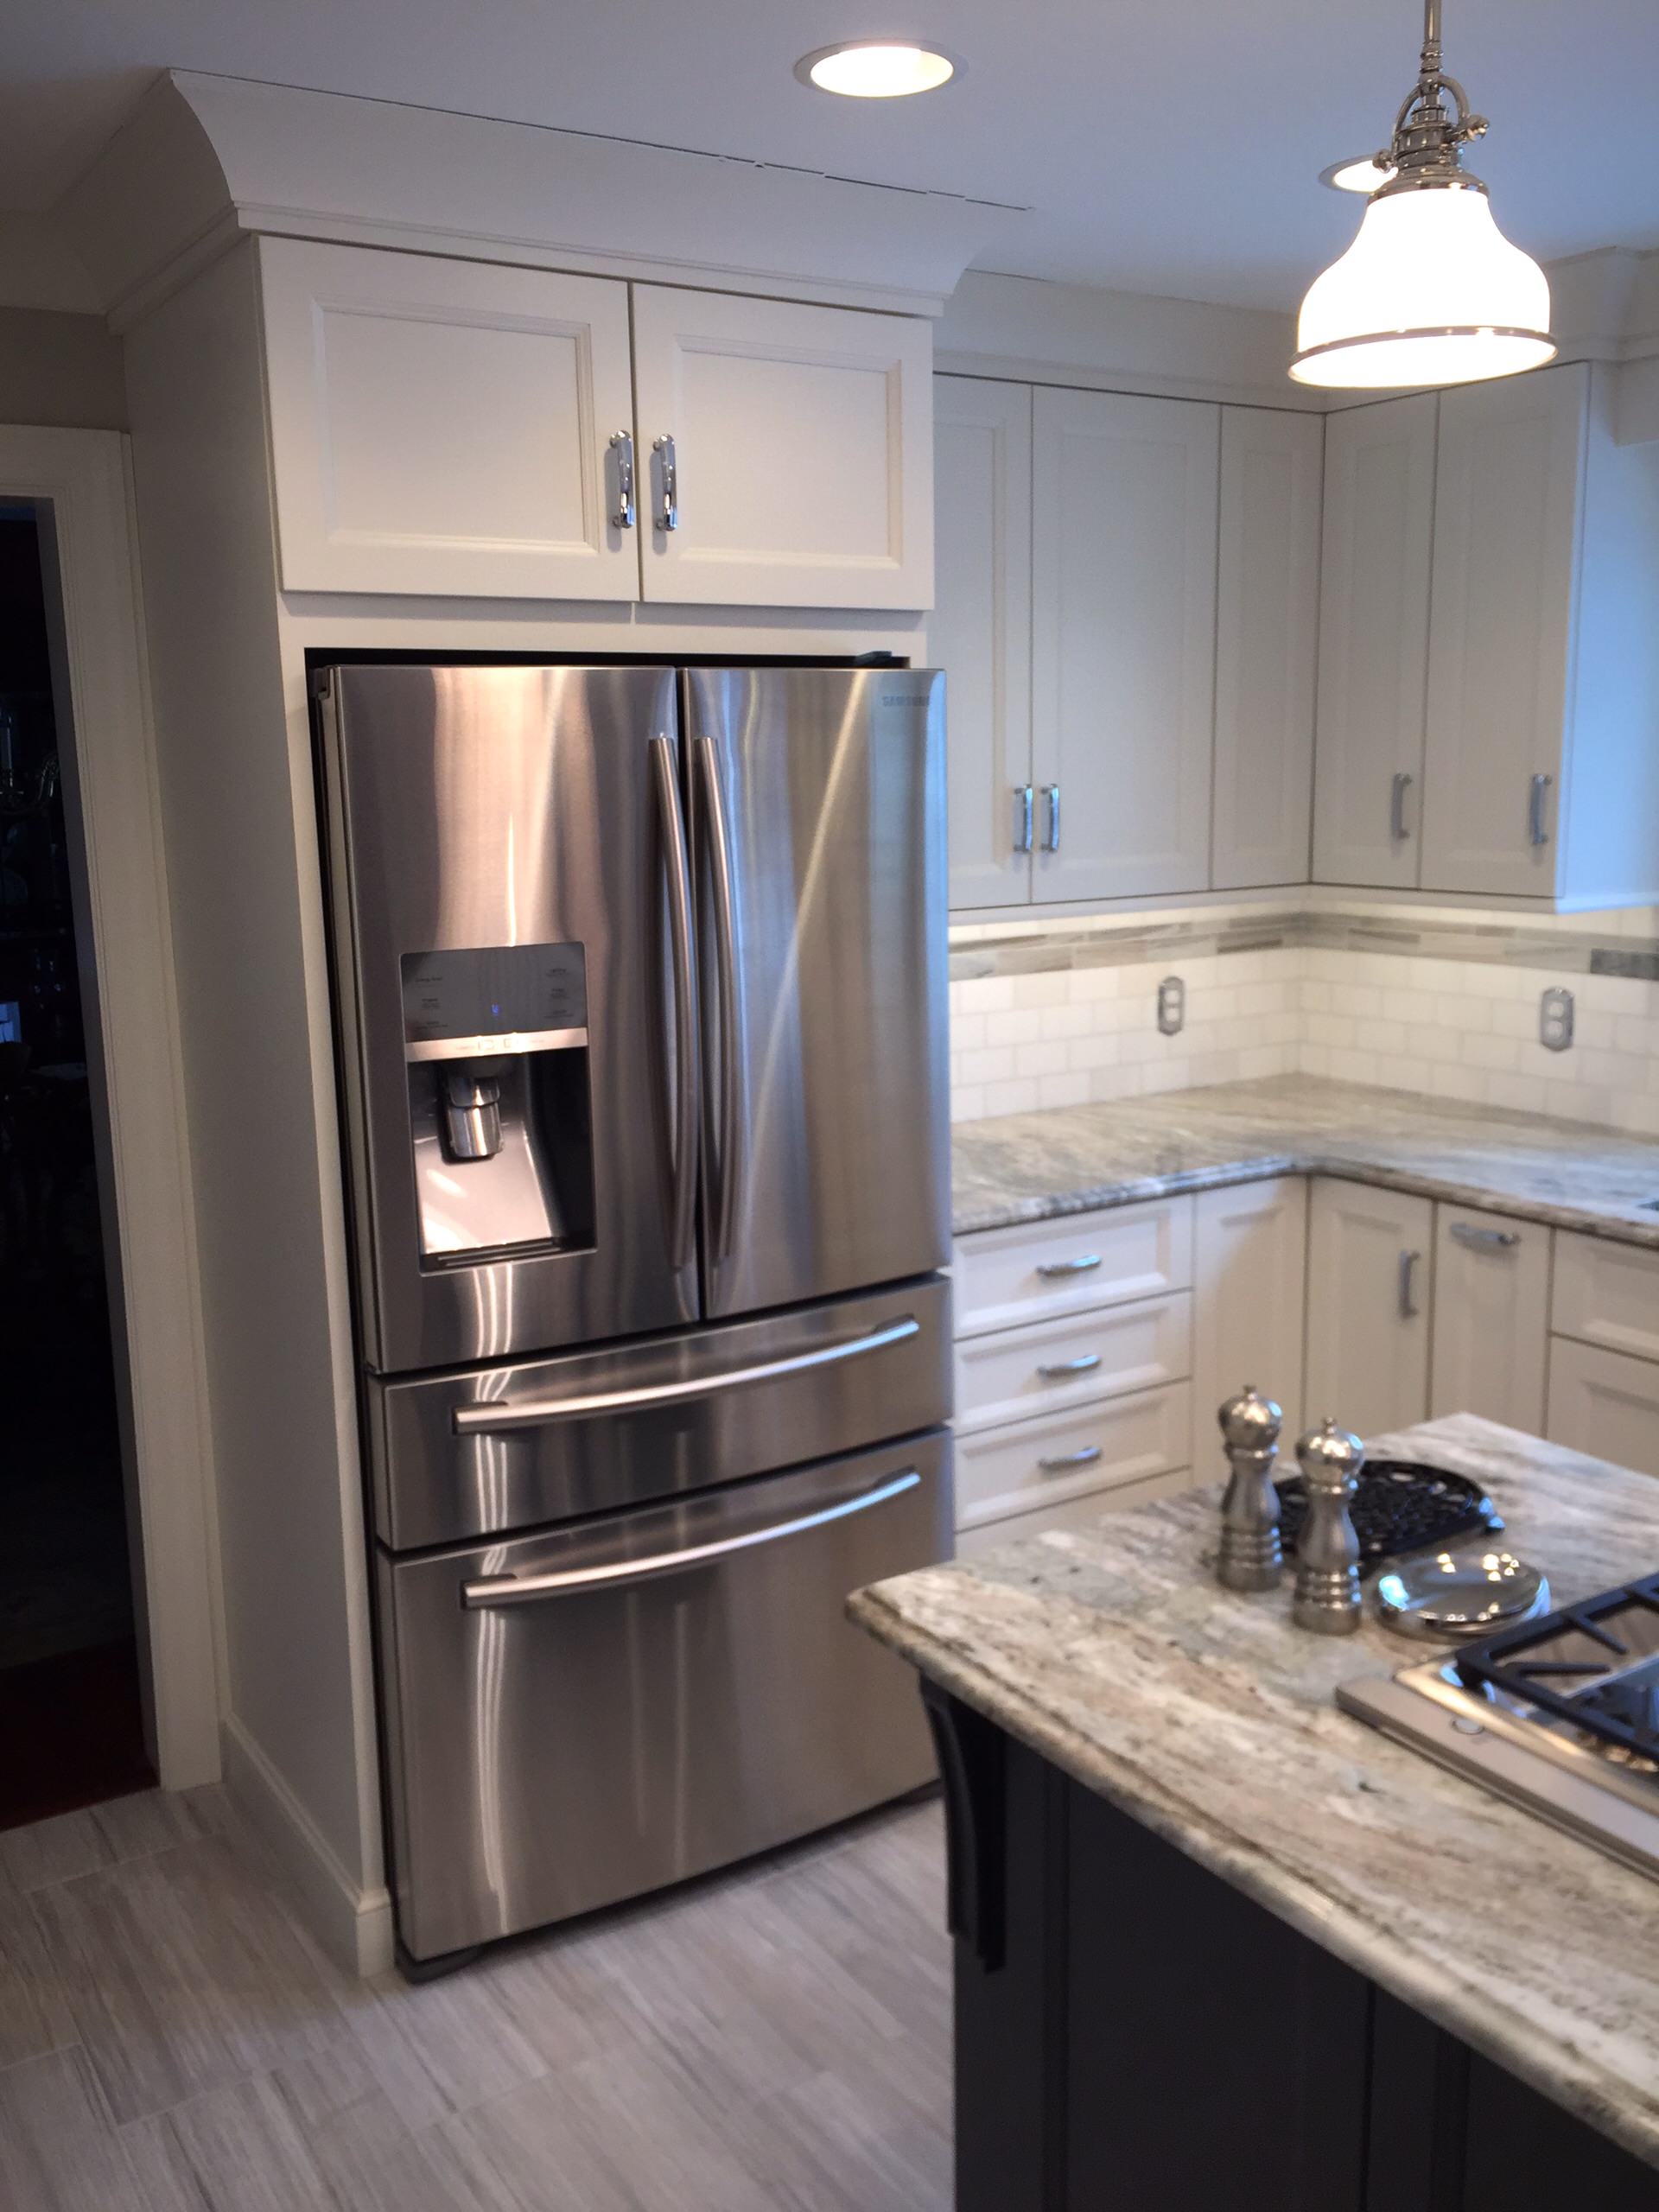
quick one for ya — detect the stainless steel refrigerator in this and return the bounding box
[315,661,953,1967]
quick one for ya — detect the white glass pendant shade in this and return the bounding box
[1291,183,1555,388]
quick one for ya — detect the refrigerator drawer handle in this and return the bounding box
[451,1314,922,1434]
[650,734,699,1272]
[461,1469,923,1606]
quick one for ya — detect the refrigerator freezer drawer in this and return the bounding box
[366,1274,951,1550]
[378,1430,951,1962]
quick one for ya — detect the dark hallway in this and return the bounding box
[0,504,152,1827]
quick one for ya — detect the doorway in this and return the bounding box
[0,502,154,1826]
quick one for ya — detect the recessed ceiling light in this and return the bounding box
[794,41,959,99]
[1319,154,1399,194]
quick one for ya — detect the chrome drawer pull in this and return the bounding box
[453,1316,918,1433]
[1036,1255,1103,1280]
[1528,771,1553,849]
[1038,1446,1103,1472]
[1398,1249,1422,1320]
[1013,784,1034,855]
[1449,1222,1521,1252]
[1038,1354,1103,1380]
[608,429,635,529]
[461,1471,921,1607]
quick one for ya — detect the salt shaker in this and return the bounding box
[1216,1386,1284,1592]
[1291,1418,1366,1635]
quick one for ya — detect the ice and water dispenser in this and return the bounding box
[399,941,595,1262]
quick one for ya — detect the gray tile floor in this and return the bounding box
[0,1787,952,2209]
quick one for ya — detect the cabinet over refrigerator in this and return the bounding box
[315,660,953,1967]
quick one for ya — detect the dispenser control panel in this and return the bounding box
[400,943,588,1060]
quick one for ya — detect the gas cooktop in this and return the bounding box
[1339,1573,1659,1883]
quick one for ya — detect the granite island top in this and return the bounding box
[851,1414,1659,2171]
[952,1073,1659,1247]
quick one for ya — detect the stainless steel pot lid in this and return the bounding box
[1374,1546,1550,1640]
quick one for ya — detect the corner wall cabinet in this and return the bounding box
[1314,361,1659,908]
[259,238,934,609]
[935,372,1320,913]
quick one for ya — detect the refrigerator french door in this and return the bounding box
[315,658,953,1965]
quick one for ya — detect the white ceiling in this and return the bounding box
[4,0,1657,311]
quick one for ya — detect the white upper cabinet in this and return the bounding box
[631,286,933,609]
[1312,393,1437,890]
[1031,389,1219,902]
[932,377,1034,910]
[260,239,639,600]
[1211,410,1322,891]
[1420,364,1586,898]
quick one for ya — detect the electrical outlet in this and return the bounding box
[1157,976,1185,1037]
[1540,986,1574,1052]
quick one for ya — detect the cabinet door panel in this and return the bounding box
[1546,1336,1659,1479]
[1428,1207,1550,1433]
[1194,1179,1307,1469]
[1305,1179,1433,1445]
[1213,411,1322,889]
[632,285,932,608]
[1421,363,1586,898]
[260,238,639,599]
[1032,389,1218,901]
[1313,393,1436,888]
[934,377,1033,909]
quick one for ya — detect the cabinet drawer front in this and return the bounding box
[953,1465,1198,1559]
[1552,1231,1659,1364]
[954,1384,1192,1532]
[954,1294,1192,1433]
[1546,1336,1659,1481]
[955,1199,1194,1338]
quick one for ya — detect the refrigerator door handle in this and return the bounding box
[693,733,744,1265]
[461,1470,922,1607]
[649,734,699,1272]
[453,1313,920,1433]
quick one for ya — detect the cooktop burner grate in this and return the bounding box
[1454,1573,1659,1759]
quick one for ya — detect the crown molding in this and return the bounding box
[57,69,1030,329]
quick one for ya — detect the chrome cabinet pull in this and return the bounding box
[1036,1254,1103,1280]
[609,430,635,530]
[1398,1248,1422,1319]
[1390,770,1414,843]
[653,434,679,531]
[1038,1354,1103,1380]
[1038,1445,1103,1472]
[1528,772,1553,848]
[1042,783,1062,852]
[1013,785,1034,855]
[1449,1221,1521,1252]
[649,736,697,1271]
[453,1316,920,1434]
[461,1470,921,1607]
[694,734,743,1265]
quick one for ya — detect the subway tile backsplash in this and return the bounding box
[948,900,1659,1136]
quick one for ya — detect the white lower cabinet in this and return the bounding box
[1428,1205,1550,1434]
[1546,1337,1659,1479]
[1304,1179,1433,1446]
[1192,1179,1306,1464]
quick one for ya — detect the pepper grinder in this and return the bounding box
[1217,1387,1284,1592]
[1291,1418,1366,1636]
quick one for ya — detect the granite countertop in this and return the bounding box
[953,1073,1659,1247]
[851,1414,1659,2170]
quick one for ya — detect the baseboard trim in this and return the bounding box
[220,1715,393,1978]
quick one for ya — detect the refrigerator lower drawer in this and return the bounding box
[367,1274,951,1550]
[377,1429,951,1963]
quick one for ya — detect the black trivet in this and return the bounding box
[1274,1459,1503,1575]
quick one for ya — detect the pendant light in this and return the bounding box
[1292,0,1555,390]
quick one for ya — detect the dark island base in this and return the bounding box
[923,1682,1655,2211]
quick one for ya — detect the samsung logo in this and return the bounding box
[880,690,918,706]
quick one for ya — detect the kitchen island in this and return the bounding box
[851,1413,1659,2208]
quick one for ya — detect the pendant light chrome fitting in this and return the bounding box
[1292,0,1555,391]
